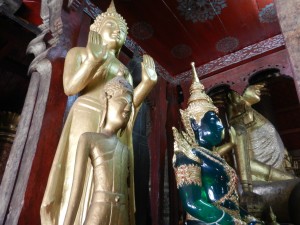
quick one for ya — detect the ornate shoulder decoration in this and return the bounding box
[172,127,200,164]
[174,164,202,188]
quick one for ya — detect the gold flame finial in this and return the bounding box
[188,62,206,106]
[191,62,200,83]
[107,0,116,13]
[180,62,218,138]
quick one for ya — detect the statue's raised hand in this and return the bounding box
[133,54,157,107]
[86,31,107,63]
[141,55,157,82]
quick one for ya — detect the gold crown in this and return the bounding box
[180,62,218,138]
[90,0,128,34]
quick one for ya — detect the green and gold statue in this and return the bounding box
[172,63,262,225]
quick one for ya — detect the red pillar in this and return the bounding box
[148,77,167,225]
[165,83,182,225]
[275,0,300,100]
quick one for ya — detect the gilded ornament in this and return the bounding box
[174,164,202,188]
[172,127,200,163]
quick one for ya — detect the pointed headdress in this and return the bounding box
[180,62,218,138]
[90,0,128,34]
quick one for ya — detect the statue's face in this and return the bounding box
[242,84,265,105]
[106,92,132,131]
[100,19,126,51]
[191,111,224,149]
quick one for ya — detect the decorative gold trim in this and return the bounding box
[194,148,236,186]
[172,127,200,163]
[216,203,241,220]
[190,146,241,219]
[233,218,247,225]
[174,164,201,188]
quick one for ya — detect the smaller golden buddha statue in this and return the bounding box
[63,76,133,225]
[172,62,263,225]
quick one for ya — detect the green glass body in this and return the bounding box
[175,111,257,225]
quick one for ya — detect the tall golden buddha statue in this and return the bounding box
[40,1,157,225]
[63,76,133,225]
